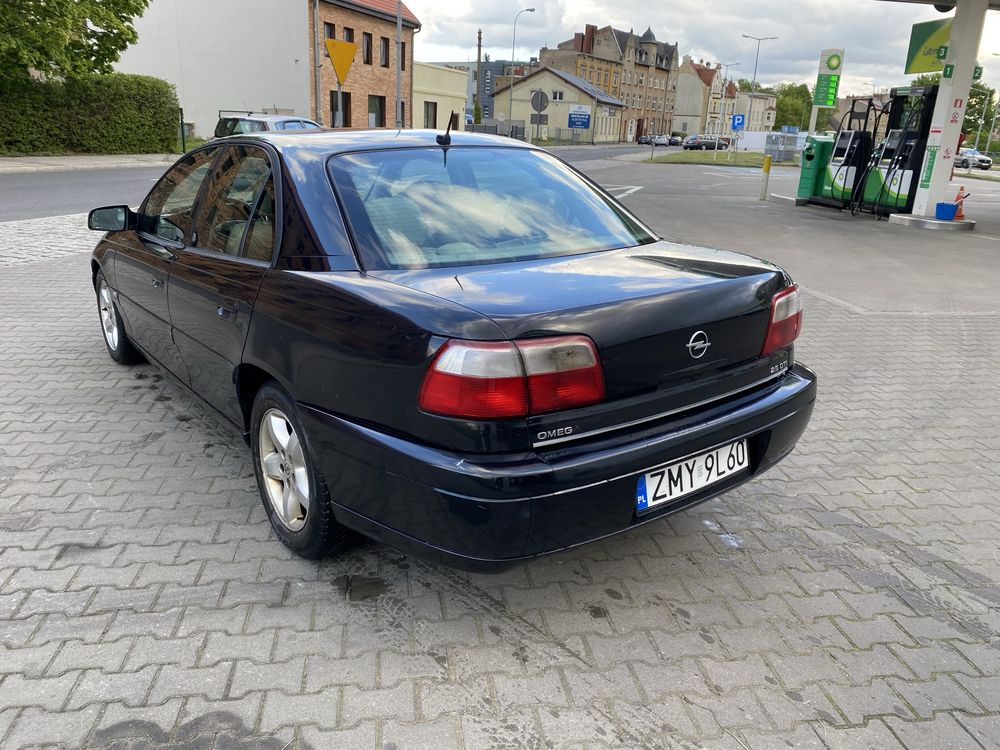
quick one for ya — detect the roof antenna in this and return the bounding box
[437,111,455,166]
[436,112,455,146]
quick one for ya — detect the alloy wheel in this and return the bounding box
[98,281,119,350]
[258,408,311,531]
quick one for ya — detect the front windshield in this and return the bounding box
[328,146,656,270]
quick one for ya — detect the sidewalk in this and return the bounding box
[0,153,176,174]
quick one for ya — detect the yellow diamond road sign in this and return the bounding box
[325,39,357,85]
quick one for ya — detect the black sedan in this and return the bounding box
[88,130,816,569]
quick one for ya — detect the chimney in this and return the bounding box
[584,24,596,53]
[573,32,583,52]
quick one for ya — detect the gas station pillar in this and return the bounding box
[911,0,989,216]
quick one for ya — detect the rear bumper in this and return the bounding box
[300,364,817,571]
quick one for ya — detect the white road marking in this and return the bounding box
[603,185,644,198]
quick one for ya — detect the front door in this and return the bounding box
[115,147,218,375]
[168,144,277,424]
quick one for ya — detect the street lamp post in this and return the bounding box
[720,61,740,135]
[741,34,777,134]
[508,7,535,137]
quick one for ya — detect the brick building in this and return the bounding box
[539,24,678,142]
[309,0,420,128]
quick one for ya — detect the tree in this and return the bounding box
[473,99,483,124]
[737,77,774,95]
[774,82,811,129]
[0,0,149,81]
[911,72,996,148]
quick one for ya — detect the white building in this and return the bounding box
[116,0,311,138]
[412,62,470,130]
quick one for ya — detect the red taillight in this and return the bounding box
[418,336,605,419]
[761,285,802,356]
[518,336,605,414]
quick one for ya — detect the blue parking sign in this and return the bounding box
[731,114,745,131]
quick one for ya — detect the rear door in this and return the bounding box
[167,144,278,423]
[115,147,218,376]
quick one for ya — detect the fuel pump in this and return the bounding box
[856,85,937,216]
[820,129,873,204]
[798,97,878,208]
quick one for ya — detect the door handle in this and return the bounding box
[150,277,164,290]
[216,301,238,320]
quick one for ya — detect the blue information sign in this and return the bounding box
[731,114,745,131]
[568,111,591,129]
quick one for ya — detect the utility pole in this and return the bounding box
[475,29,483,124]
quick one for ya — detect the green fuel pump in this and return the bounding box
[795,86,937,216]
[855,85,937,216]
[797,130,874,207]
[797,135,834,201]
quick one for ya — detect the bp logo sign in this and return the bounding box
[826,53,843,72]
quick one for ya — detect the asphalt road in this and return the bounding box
[0,144,657,222]
[0,167,168,222]
[3,154,1000,749]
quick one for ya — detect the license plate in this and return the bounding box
[636,439,748,511]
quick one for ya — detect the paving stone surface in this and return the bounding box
[2,190,1000,750]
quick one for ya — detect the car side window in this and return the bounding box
[233,120,266,134]
[141,148,218,244]
[192,145,274,258]
[281,121,304,130]
[242,175,276,262]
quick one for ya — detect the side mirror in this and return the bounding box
[88,205,135,232]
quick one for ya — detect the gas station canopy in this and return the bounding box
[878,0,1000,8]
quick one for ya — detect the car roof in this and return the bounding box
[230,128,538,157]
[222,114,315,123]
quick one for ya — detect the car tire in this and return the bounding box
[251,382,350,559]
[701,145,707,150]
[95,271,143,365]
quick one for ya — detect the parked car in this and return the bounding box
[214,113,321,138]
[956,147,992,169]
[637,134,652,145]
[683,135,728,150]
[652,134,670,147]
[87,130,816,569]
[668,135,683,146]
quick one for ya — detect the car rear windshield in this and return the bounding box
[328,146,656,270]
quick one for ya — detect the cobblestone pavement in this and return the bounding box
[2,208,1000,750]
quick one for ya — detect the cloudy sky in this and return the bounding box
[405,0,1000,94]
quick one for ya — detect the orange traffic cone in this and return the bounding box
[955,186,967,220]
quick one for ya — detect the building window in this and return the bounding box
[401,41,406,70]
[368,94,385,127]
[323,22,334,55]
[330,91,352,127]
[424,100,438,128]
[552,90,564,101]
[362,32,372,64]
[613,73,619,87]
[604,71,609,85]
[380,37,390,67]
[344,27,354,42]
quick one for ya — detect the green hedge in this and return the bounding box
[0,73,179,155]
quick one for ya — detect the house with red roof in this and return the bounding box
[674,56,740,137]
